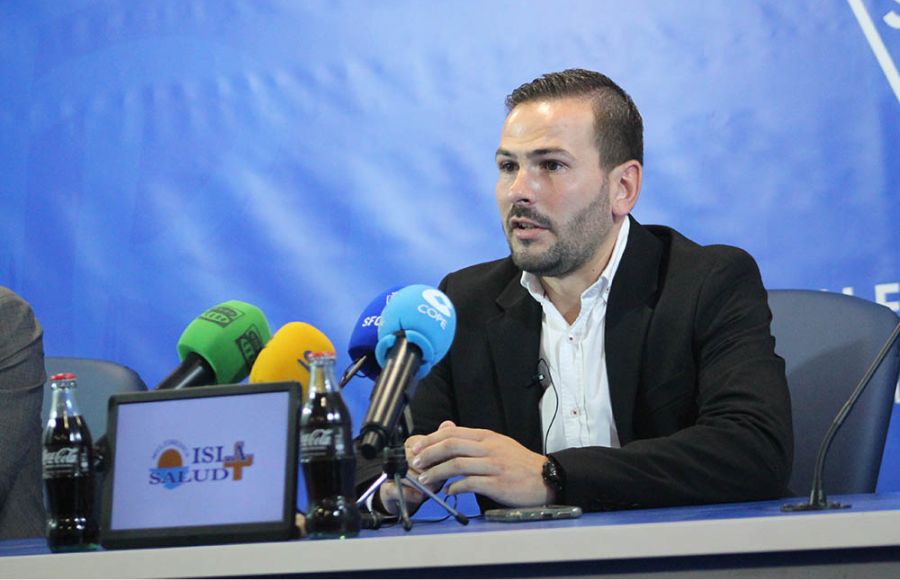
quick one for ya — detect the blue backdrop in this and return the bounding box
[2,0,898,506]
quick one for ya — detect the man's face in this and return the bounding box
[495,98,614,278]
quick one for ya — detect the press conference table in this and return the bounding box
[3,493,900,578]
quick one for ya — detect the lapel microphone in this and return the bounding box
[533,359,552,391]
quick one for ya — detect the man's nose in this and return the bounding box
[507,168,537,205]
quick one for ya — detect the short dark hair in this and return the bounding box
[505,69,643,168]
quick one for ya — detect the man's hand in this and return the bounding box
[376,427,450,515]
[410,420,554,507]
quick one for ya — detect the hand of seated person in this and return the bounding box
[376,427,449,516]
[409,420,554,507]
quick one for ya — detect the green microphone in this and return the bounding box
[155,300,272,390]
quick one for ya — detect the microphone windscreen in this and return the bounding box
[348,287,401,380]
[176,300,271,384]
[249,322,335,399]
[375,285,456,379]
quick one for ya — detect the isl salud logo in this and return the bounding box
[150,439,254,490]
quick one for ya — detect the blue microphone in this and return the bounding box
[359,285,456,458]
[342,287,402,385]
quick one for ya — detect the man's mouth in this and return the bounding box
[507,215,552,243]
[509,217,550,231]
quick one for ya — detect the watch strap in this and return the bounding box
[542,454,566,503]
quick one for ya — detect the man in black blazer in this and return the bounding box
[375,69,792,514]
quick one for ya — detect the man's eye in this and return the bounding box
[541,160,564,171]
[498,161,517,173]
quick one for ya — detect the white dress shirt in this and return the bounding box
[520,218,630,454]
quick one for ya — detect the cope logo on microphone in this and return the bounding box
[417,288,454,330]
[200,305,245,328]
[149,439,254,490]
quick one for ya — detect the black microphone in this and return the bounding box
[358,285,456,460]
[782,318,900,511]
[156,352,215,391]
[360,335,422,459]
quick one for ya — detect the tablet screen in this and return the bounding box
[102,383,298,548]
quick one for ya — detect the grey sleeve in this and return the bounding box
[0,287,47,539]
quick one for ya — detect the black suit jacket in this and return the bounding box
[410,217,793,512]
[0,287,46,539]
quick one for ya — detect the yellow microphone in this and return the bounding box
[248,322,335,400]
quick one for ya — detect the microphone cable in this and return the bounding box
[537,358,559,454]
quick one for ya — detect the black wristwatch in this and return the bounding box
[542,455,565,502]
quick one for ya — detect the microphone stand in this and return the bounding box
[783,319,900,512]
[356,408,469,531]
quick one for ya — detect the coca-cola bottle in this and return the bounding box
[42,372,99,551]
[300,352,360,538]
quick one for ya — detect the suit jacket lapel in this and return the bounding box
[487,273,544,453]
[484,218,662,451]
[606,217,662,445]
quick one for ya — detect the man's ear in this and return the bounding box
[608,160,642,219]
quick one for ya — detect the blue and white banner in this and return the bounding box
[1,1,897,496]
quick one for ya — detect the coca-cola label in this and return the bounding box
[43,446,90,478]
[300,427,348,460]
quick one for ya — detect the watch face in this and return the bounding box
[542,459,561,490]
